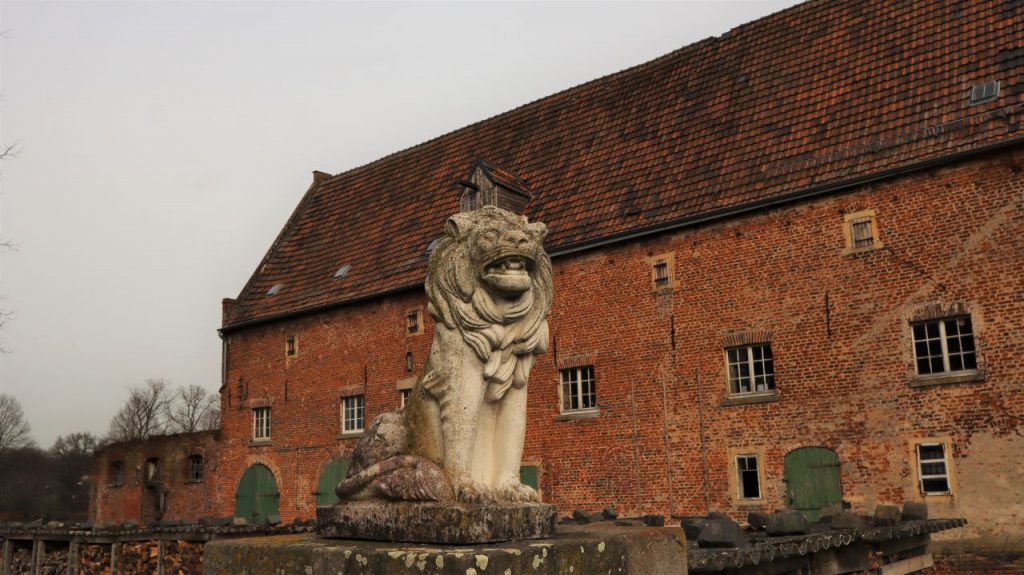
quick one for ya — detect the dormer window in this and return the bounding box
[458,161,532,214]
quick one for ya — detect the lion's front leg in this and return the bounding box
[490,382,537,502]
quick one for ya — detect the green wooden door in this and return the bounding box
[315,459,351,506]
[520,465,539,491]
[235,464,279,525]
[784,447,842,521]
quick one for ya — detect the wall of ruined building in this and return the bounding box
[91,431,220,524]
[186,147,1024,548]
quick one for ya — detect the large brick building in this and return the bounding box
[94,0,1023,551]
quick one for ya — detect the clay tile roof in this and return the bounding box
[223,0,1024,330]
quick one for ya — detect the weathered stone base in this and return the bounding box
[316,501,556,544]
[205,524,687,575]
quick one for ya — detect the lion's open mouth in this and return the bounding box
[482,256,533,294]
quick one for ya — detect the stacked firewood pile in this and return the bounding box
[11,545,32,574]
[40,543,69,575]
[117,541,159,574]
[163,540,204,575]
[79,543,112,575]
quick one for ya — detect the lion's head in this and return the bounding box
[425,206,552,398]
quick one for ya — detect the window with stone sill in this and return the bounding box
[406,309,423,335]
[342,395,365,433]
[912,316,977,376]
[400,389,411,409]
[736,455,761,499]
[560,366,597,413]
[842,210,883,254]
[726,344,775,395]
[917,443,952,495]
[253,406,271,441]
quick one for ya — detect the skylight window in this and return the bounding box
[334,264,351,279]
[970,81,1000,105]
[266,284,283,296]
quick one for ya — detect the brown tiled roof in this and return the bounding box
[223,0,1024,330]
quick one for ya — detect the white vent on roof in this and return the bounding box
[267,284,283,296]
[425,238,442,256]
[334,264,351,279]
[970,81,1000,105]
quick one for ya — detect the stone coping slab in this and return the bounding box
[205,524,687,575]
[317,501,556,544]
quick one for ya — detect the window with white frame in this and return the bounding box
[560,366,597,412]
[736,455,761,499]
[342,395,365,433]
[912,316,977,375]
[726,344,775,395]
[400,389,411,408]
[253,406,271,440]
[917,443,951,495]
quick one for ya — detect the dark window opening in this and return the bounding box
[187,455,203,482]
[737,455,761,499]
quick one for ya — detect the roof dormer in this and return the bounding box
[457,161,532,214]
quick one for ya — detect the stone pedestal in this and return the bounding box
[205,523,687,575]
[316,501,556,544]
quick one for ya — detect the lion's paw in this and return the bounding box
[452,477,493,504]
[495,480,540,503]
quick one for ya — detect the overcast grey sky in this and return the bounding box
[0,0,800,447]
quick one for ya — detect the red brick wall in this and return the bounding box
[91,431,220,524]
[212,148,1024,546]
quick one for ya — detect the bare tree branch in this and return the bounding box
[107,378,172,442]
[166,385,220,433]
[0,393,35,450]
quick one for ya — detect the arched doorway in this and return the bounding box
[234,464,279,525]
[784,447,842,521]
[315,459,351,507]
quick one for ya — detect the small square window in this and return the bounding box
[917,443,951,495]
[912,316,977,375]
[406,310,422,335]
[253,406,271,440]
[843,210,882,254]
[187,455,203,483]
[342,395,365,433]
[285,336,297,357]
[737,455,761,499]
[645,253,676,291]
[726,344,775,395]
[560,366,597,413]
[400,389,411,408]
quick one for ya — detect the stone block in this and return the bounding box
[831,511,871,530]
[317,501,557,544]
[819,503,843,523]
[747,511,770,530]
[903,501,928,521]
[873,505,902,526]
[572,509,593,524]
[231,517,248,527]
[697,518,748,548]
[206,524,687,575]
[266,515,282,525]
[682,517,708,540]
[602,506,619,520]
[767,510,810,535]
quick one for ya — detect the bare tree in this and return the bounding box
[50,431,98,458]
[107,378,172,442]
[0,393,34,450]
[166,385,220,433]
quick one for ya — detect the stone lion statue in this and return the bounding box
[336,206,552,503]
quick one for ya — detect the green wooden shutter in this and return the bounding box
[784,447,842,522]
[520,465,539,491]
[316,459,351,507]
